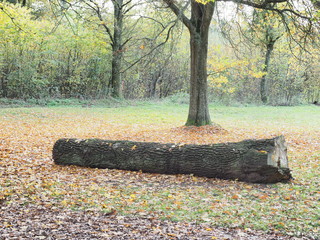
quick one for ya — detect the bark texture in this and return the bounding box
[185,1,214,126]
[260,41,274,104]
[53,136,292,183]
[163,0,214,126]
[110,0,124,98]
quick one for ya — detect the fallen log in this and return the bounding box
[52,136,292,183]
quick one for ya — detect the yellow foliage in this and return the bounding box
[195,0,214,4]
[248,70,267,78]
[209,75,228,85]
[228,88,236,93]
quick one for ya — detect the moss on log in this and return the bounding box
[52,136,292,183]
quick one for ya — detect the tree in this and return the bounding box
[250,8,283,103]
[64,0,176,99]
[109,0,125,98]
[163,0,214,126]
[71,0,133,98]
[0,1,113,99]
[163,0,317,126]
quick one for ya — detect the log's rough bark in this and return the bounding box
[53,136,292,183]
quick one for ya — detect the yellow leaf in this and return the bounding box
[4,222,12,227]
[130,194,136,198]
[228,87,236,93]
[258,150,267,154]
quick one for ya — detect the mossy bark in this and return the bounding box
[53,136,292,183]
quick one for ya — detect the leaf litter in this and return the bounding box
[0,107,319,239]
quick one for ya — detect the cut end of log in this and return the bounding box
[53,136,292,184]
[268,135,288,168]
[238,135,292,183]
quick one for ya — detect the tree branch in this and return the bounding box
[120,22,177,73]
[81,0,114,44]
[217,0,311,20]
[217,0,286,9]
[162,0,193,31]
[0,4,25,32]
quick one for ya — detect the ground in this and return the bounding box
[0,203,310,239]
[0,103,319,239]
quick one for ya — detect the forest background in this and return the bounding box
[0,0,319,106]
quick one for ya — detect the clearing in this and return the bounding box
[0,103,319,239]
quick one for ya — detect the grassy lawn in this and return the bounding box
[0,103,319,238]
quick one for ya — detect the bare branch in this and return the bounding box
[162,0,193,31]
[217,0,286,9]
[120,22,177,73]
[217,0,312,20]
[80,0,114,44]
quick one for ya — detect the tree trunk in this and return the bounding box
[185,1,214,126]
[110,0,124,98]
[1,74,8,98]
[148,70,161,98]
[53,136,292,183]
[163,0,214,126]
[260,41,275,104]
